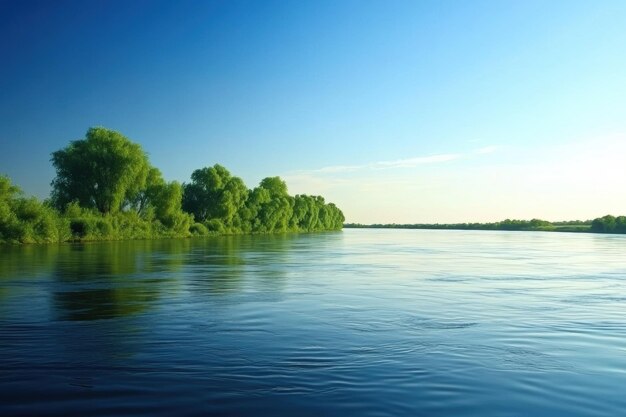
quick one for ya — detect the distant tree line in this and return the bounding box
[345,217,626,234]
[590,215,626,233]
[346,219,562,231]
[1,127,344,244]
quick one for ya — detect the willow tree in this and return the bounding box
[0,175,21,240]
[50,127,150,213]
[0,175,65,243]
[244,177,294,233]
[182,164,248,230]
[151,181,193,233]
[131,166,165,216]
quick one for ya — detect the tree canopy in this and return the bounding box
[5,125,626,244]
[182,164,249,229]
[0,175,66,243]
[591,215,626,233]
[1,126,345,244]
[51,127,151,213]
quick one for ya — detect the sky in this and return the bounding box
[1,0,625,223]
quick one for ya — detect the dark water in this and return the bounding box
[1,229,626,416]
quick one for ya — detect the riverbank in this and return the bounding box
[345,215,626,234]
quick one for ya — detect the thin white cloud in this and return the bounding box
[373,153,461,169]
[283,135,626,224]
[316,164,364,173]
[298,146,496,176]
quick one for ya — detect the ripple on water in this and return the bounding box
[1,230,626,416]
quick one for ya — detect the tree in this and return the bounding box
[245,177,294,233]
[0,175,20,222]
[50,127,150,213]
[182,164,249,229]
[0,175,66,243]
[325,202,345,230]
[131,166,165,216]
[290,194,319,231]
[591,215,617,233]
[215,175,249,231]
[0,175,21,240]
[151,181,193,233]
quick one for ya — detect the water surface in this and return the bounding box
[1,229,626,416]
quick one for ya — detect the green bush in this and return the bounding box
[190,222,209,236]
[205,219,225,233]
[2,130,346,245]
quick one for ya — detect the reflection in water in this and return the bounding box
[54,288,158,321]
[184,235,247,295]
[50,240,191,321]
[0,243,59,283]
[0,244,60,319]
[3,230,625,417]
[0,235,302,321]
[184,234,296,296]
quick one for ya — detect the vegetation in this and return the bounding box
[1,127,344,244]
[4,126,623,243]
[50,127,152,214]
[345,217,626,234]
[590,215,626,233]
[0,175,69,244]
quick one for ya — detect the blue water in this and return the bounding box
[1,229,626,416]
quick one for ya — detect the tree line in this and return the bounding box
[345,217,626,234]
[345,219,558,232]
[590,215,626,233]
[1,127,344,244]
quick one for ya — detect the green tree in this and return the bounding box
[50,127,150,213]
[131,166,165,216]
[591,215,617,233]
[291,194,310,230]
[325,202,345,230]
[294,194,321,231]
[0,175,21,241]
[245,177,294,233]
[240,186,270,232]
[182,164,249,230]
[288,194,344,232]
[151,181,192,233]
[0,175,67,243]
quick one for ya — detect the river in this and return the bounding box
[1,229,625,416]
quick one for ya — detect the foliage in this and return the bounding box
[184,167,345,234]
[590,215,626,233]
[182,164,248,231]
[0,175,69,243]
[246,177,293,233]
[189,222,209,236]
[345,218,587,233]
[2,126,345,245]
[150,181,193,234]
[130,166,165,216]
[50,127,151,214]
[344,216,626,234]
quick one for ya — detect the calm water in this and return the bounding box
[1,229,626,416]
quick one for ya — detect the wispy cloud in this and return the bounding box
[373,153,461,169]
[316,164,363,173]
[297,146,495,176]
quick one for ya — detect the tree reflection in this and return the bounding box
[52,240,183,321]
[0,244,58,310]
[184,235,246,294]
[0,234,301,320]
[184,234,296,297]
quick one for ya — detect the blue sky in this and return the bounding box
[1,0,625,223]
